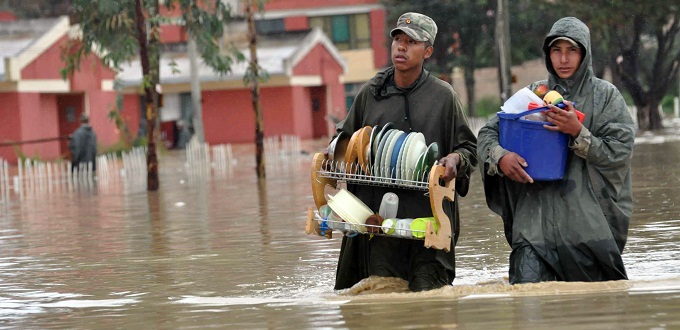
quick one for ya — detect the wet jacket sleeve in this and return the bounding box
[449,94,478,197]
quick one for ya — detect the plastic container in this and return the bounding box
[378,192,399,220]
[497,107,569,180]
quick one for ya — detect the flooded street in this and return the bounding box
[1,137,680,329]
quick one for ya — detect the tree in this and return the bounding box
[379,0,555,116]
[245,0,267,179]
[551,1,680,130]
[64,0,240,191]
[381,0,496,116]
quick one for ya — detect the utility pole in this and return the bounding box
[495,0,512,103]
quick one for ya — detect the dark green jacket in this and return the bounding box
[334,67,478,289]
[69,124,97,171]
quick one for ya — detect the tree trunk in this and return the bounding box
[246,1,265,179]
[135,0,160,191]
[188,36,205,143]
[464,65,476,117]
[646,101,664,130]
[495,0,512,103]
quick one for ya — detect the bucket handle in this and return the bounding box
[499,107,550,120]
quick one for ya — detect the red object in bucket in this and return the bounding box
[527,102,543,110]
[574,110,585,123]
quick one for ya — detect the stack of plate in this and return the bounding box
[364,123,440,181]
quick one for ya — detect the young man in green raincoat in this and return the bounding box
[330,12,477,291]
[477,17,635,284]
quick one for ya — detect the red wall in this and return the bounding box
[370,9,388,68]
[264,0,379,10]
[284,16,308,31]
[18,93,61,160]
[0,93,22,161]
[69,52,116,92]
[201,86,317,144]
[293,43,346,135]
[121,96,141,139]
[86,90,118,146]
[202,89,253,143]
[21,36,68,80]
[160,24,187,44]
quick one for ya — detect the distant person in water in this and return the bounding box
[69,113,97,172]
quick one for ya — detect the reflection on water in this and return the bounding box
[0,138,679,328]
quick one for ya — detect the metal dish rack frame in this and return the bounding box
[305,152,455,251]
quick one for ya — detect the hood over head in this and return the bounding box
[543,17,592,100]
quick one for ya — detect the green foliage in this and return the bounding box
[546,0,680,128]
[473,96,502,118]
[64,0,139,77]
[64,0,243,78]
[98,138,134,157]
[661,95,678,114]
[166,0,242,76]
[507,1,560,64]
[380,0,558,75]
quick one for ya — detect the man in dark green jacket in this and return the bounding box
[331,12,478,292]
[69,113,97,172]
[477,17,635,284]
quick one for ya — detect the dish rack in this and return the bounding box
[305,152,455,251]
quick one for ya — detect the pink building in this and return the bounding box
[119,0,387,147]
[0,16,119,164]
[0,0,389,160]
[119,28,347,144]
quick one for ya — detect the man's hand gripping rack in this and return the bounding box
[305,152,455,251]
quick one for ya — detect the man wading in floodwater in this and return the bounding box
[477,17,635,284]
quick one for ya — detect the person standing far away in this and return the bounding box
[477,17,636,284]
[69,113,98,173]
[328,12,478,292]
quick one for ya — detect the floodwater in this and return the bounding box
[1,135,680,329]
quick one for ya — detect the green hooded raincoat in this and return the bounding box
[477,17,635,283]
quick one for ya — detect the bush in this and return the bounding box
[661,94,678,115]
[474,96,502,118]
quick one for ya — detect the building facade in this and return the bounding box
[0,16,118,164]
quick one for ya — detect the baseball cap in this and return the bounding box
[389,12,437,45]
[549,36,579,48]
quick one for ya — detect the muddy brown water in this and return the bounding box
[0,136,679,329]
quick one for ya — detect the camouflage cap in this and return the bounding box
[389,12,437,45]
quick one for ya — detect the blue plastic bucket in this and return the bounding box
[497,107,569,180]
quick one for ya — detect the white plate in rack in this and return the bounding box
[389,132,408,179]
[395,132,413,180]
[404,133,426,180]
[372,123,393,165]
[374,129,395,177]
[382,130,403,178]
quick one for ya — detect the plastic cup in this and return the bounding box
[378,192,399,220]
[326,211,343,230]
[381,218,396,235]
[318,204,332,220]
[410,217,438,238]
[395,218,414,237]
